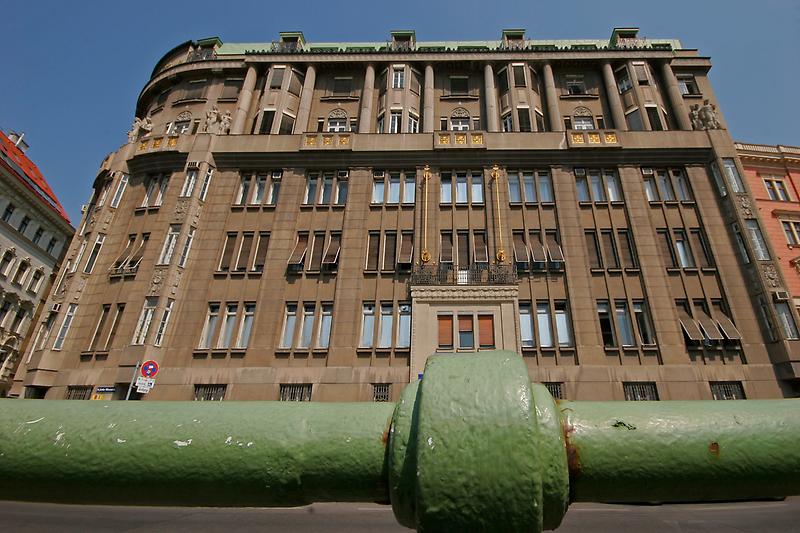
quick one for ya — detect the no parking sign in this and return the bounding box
[141,360,159,378]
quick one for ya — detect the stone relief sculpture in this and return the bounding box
[203,106,220,133]
[219,111,232,135]
[140,117,153,136]
[690,100,722,130]
[128,117,154,142]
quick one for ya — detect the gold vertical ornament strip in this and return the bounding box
[421,165,431,263]
[492,165,506,263]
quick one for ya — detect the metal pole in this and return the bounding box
[124,361,140,401]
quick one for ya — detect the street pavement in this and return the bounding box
[0,498,799,532]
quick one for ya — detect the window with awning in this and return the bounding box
[397,232,413,267]
[287,233,309,268]
[322,233,341,268]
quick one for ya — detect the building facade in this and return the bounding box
[11,28,800,401]
[737,142,800,373]
[0,130,72,396]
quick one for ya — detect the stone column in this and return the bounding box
[292,64,316,134]
[358,64,376,134]
[423,64,435,133]
[230,65,257,135]
[660,61,692,131]
[542,63,563,131]
[601,61,627,131]
[483,63,500,132]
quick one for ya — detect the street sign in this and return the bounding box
[135,376,155,393]
[141,360,159,378]
[96,386,116,393]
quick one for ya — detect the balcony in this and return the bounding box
[410,264,517,286]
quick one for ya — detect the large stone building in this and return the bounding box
[737,142,800,338]
[10,28,800,401]
[0,130,72,396]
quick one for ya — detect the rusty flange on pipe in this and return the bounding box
[1,351,800,533]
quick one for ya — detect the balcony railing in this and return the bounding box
[410,264,517,286]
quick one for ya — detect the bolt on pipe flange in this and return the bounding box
[388,351,569,531]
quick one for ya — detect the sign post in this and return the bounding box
[125,361,141,401]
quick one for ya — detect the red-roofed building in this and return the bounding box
[0,130,73,395]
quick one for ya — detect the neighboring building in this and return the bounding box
[11,28,800,401]
[0,130,72,395]
[737,142,800,326]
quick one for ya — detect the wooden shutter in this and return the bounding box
[252,233,270,271]
[322,233,341,267]
[478,315,495,348]
[383,232,397,270]
[440,232,453,263]
[111,237,135,270]
[712,309,742,341]
[696,308,725,341]
[601,230,619,268]
[309,233,325,271]
[585,231,602,269]
[457,232,470,268]
[545,232,564,262]
[287,233,309,266]
[125,236,149,269]
[677,306,704,341]
[219,233,237,271]
[235,233,254,271]
[657,230,675,267]
[617,230,635,268]
[398,233,413,265]
[513,232,529,263]
[473,232,488,263]
[529,231,546,264]
[366,233,380,270]
[438,315,453,348]
[689,229,711,268]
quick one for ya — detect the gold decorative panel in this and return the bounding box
[455,134,467,145]
[167,137,178,147]
[138,141,148,151]
[571,133,585,144]
[305,136,317,146]
[152,138,163,149]
[604,132,618,144]
[471,134,484,145]
[339,136,350,146]
[587,133,601,144]
[323,136,333,146]
[439,134,450,145]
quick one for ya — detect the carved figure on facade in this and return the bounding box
[72,277,87,300]
[451,107,470,119]
[690,100,722,130]
[170,269,183,295]
[739,195,753,217]
[173,200,190,222]
[219,111,232,135]
[128,117,153,142]
[149,269,167,295]
[762,264,781,288]
[203,106,220,133]
[329,108,348,120]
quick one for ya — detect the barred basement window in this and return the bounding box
[373,383,391,402]
[543,382,564,400]
[194,384,226,401]
[280,383,312,401]
[710,381,746,400]
[623,382,659,401]
[65,385,93,400]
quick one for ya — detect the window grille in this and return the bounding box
[543,382,564,400]
[710,381,746,400]
[623,382,659,401]
[194,384,226,401]
[65,385,93,400]
[372,383,391,402]
[280,383,312,402]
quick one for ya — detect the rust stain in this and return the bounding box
[709,441,720,457]
[563,422,581,476]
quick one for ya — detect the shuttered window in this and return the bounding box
[656,230,675,267]
[513,232,529,264]
[398,233,414,266]
[529,232,547,265]
[677,302,704,341]
[366,232,380,270]
[458,315,474,349]
[478,315,495,348]
[696,306,725,341]
[309,233,326,271]
[473,232,488,263]
[287,233,309,267]
[383,232,397,270]
[438,315,453,349]
[252,232,270,272]
[235,232,254,272]
[689,229,712,268]
[545,231,564,262]
[457,232,470,267]
[125,235,149,271]
[322,233,341,267]
[601,230,619,268]
[219,233,237,271]
[585,231,602,268]
[440,232,454,263]
[618,230,636,268]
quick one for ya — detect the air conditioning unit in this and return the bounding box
[272,170,283,180]
[642,167,654,176]
[574,168,586,177]
[50,303,62,313]
[373,170,385,178]
[337,170,349,180]
[186,161,201,169]
[80,204,88,214]
[773,291,790,302]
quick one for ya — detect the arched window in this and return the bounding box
[327,109,348,132]
[450,108,471,131]
[12,260,29,285]
[571,106,595,130]
[0,250,15,277]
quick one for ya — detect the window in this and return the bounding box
[372,383,391,402]
[218,303,239,349]
[673,230,695,268]
[179,170,197,197]
[775,302,800,340]
[332,77,352,96]
[554,301,573,347]
[764,177,791,201]
[83,234,105,274]
[722,159,745,193]
[745,220,770,260]
[710,381,746,400]
[392,67,405,89]
[710,163,728,197]
[508,170,552,204]
[597,301,616,347]
[458,315,474,349]
[783,220,800,245]
[378,303,394,348]
[361,303,376,348]
[518,108,532,132]
[27,269,44,293]
[440,174,452,204]
[18,216,30,235]
[258,110,276,134]
[12,261,29,285]
[565,75,587,95]
[623,382,659,401]
[438,315,454,349]
[544,382,564,400]
[11,308,27,334]
[502,113,513,132]
[388,173,401,204]
[66,386,93,401]
[269,67,285,89]
[382,232,397,271]
[572,116,594,130]
[107,173,128,208]
[104,303,124,350]
[317,303,333,349]
[280,384,312,402]
[153,299,174,347]
[141,175,168,208]
[53,304,77,350]
[633,301,655,345]
[0,251,14,277]
[408,114,419,133]
[89,304,110,351]
[251,232,270,272]
[46,238,58,255]
[397,304,411,348]
[508,172,522,203]
[197,168,213,201]
[519,303,536,348]
[440,231,454,263]
[199,303,220,349]
[389,111,402,134]
[645,106,663,131]
[677,75,700,96]
[449,76,469,96]
[512,64,526,87]
[278,113,295,135]
[585,231,602,269]
[195,384,227,401]
[451,117,470,131]
[615,301,635,346]
[167,120,191,135]
[615,66,632,93]
[280,304,298,349]
[537,303,554,348]
[478,315,495,349]
[497,68,510,94]
[132,297,158,345]
[403,173,416,204]
[456,173,468,204]
[303,171,344,206]
[376,114,385,134]
[177,227,195,268]
[625,109,644,131]
[2,203,15,223]
[157,225,181,265]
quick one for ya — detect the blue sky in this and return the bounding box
[2,0,798,225]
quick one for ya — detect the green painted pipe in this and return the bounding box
[1,351,799,533]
